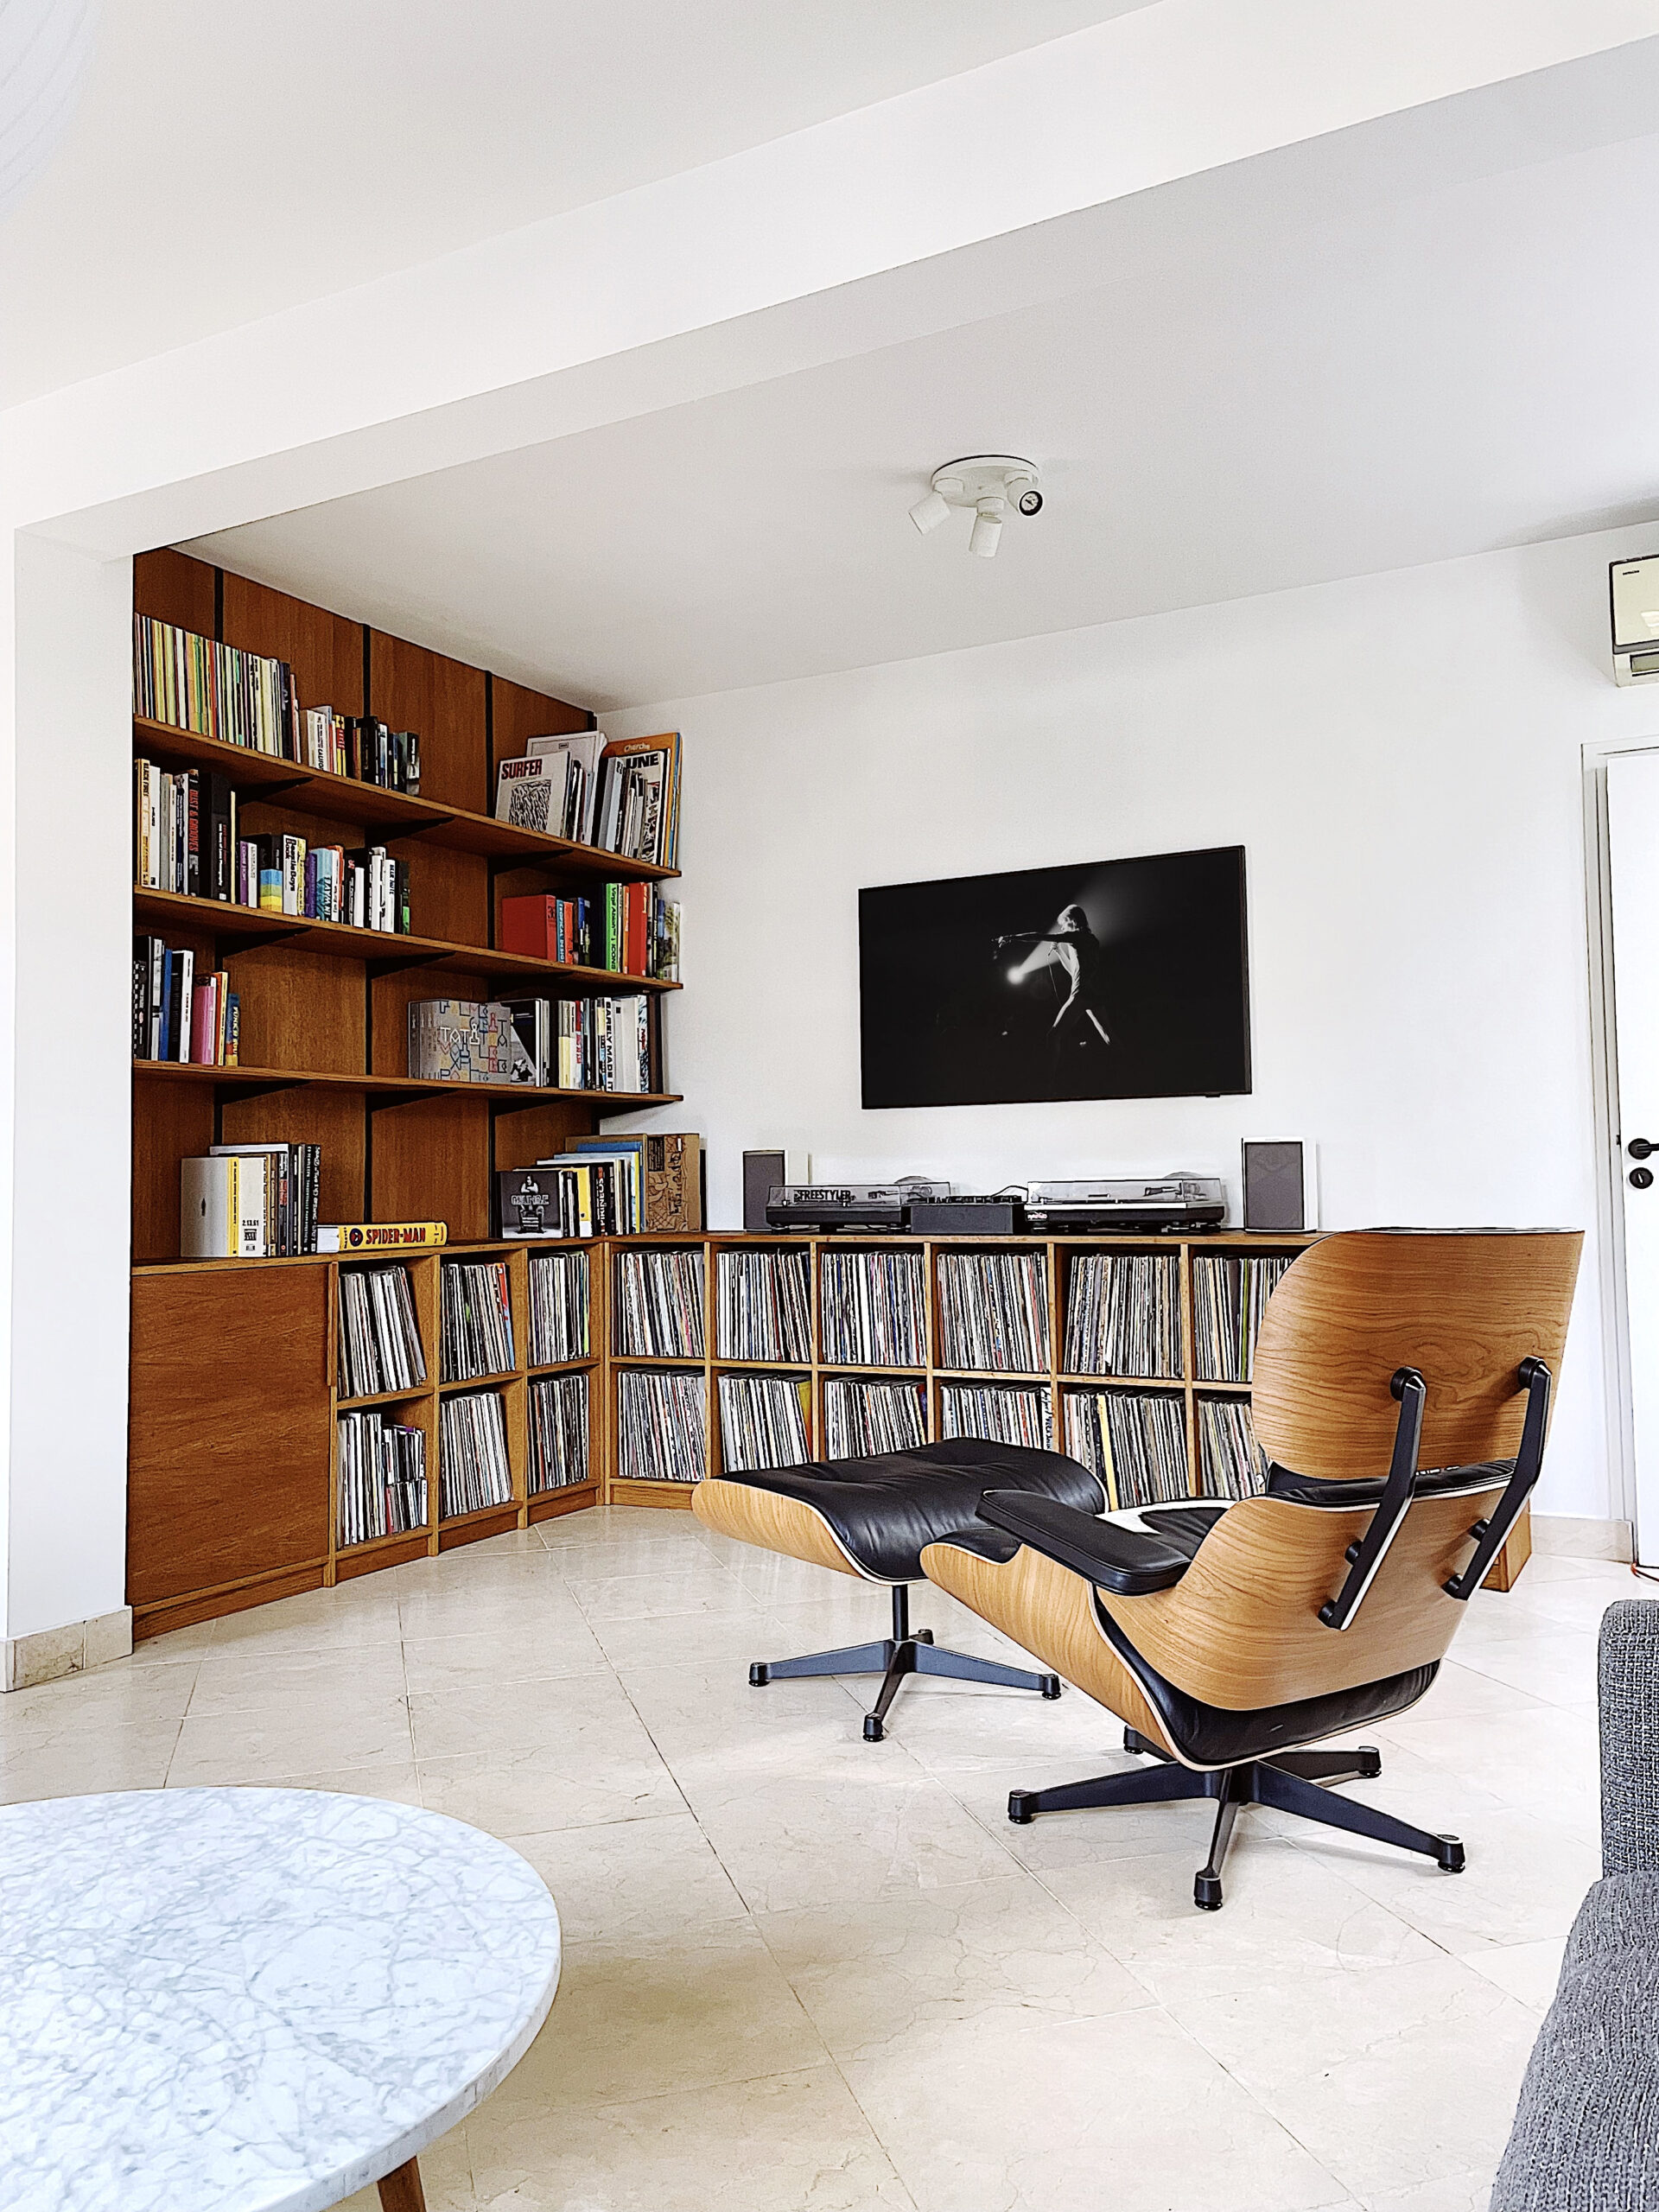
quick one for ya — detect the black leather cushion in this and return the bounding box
[1093,1599,1440,1764]
[719,1438,1104,1581]
[1264,1459,1510,1509]
[978,1491,1192,1595]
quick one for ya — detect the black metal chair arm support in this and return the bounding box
[1318,1366,1427,1631]
[1442,1357,1553,1601]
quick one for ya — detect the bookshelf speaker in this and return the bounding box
[741,1149,809,1231]
[742,1151,785,1232]
[1243,1141,1306,1232]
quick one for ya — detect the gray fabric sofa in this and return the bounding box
[1491,1599,1659,2209]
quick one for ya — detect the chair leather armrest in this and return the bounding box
[976,1491,1192,1595]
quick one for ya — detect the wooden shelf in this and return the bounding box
[336,1524,434,1560]
[132,886,681,995]
[1058,1372,1187,1389]
[133,1057,680,1110]
[438,1500,521,1533]
[438,1370,518,1392]
[335,1386,432,1411]
[526,1357,597,1376]
[134,716,679,883]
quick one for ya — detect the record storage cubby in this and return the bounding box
[129,1230,1530,1640]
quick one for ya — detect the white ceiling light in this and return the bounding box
[0,0,98,217]
[908,455,1042,557]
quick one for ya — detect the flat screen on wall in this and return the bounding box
[859,846,1250,1109]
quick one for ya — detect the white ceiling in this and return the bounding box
[0,0,1140,407]
[190,100,1659,711]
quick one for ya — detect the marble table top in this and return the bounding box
[0,1789,563,2212]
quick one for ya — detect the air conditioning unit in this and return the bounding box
[1611,556,1659,684]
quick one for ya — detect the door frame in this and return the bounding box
[1583,736,1659,1557]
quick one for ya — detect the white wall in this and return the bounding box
[5,537,132,1639]
[607,524,1659,1523]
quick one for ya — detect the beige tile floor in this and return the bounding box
[3,1509,1636,2212]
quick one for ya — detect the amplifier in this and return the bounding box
[906,1198,1022,1236]
[766,1180,950,1231]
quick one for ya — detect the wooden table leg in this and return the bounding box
[377,2158,426,2211]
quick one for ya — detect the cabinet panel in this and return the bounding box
[128,1268,331,1608]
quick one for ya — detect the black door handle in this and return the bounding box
[1633,1167,1655,1190]
[1630,1138,1656,1160]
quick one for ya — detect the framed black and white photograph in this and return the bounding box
[859,845,1251,1109]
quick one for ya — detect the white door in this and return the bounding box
[1607,750,1659,1560]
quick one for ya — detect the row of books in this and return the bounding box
[613,1249,705,1358]
[338,1413,428,1547]
[501,886,682,982]
[246,836,410,932]
[1063,1253,1184,1379]
[528,1250,590,1364]
[438,1389,514,1516]
[441,1261,515,1382]
[133,938,240,1065]
[1063,1389,1190,1510]
[499,1134,702,1241]
[135,760,230,897]
[528,1373,589,1492]
[939,1382,1052,1452]
[717,1373,811,1475]
[134,616,301,757]
[616,1367,706,1482]
[181,1143,321,1259]
[493,729,682,866]
[820,1249,928,1368]
[937,1250,1050,1374]
[338,1264,428,1399]
[303,712,420,791]
[134,620,426,792]
[407,995,656,1094]
[716,1247,812,1363]
[1192,1255,1294,1382]
[823,1377,927,1460]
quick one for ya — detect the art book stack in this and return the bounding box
[181,1142,321,1258]
[492,729,682,867]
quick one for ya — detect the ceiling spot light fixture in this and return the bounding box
[908,456,1042,558]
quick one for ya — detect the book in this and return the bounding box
[207,1141,321,1255]
[525,731,605,842]
[134,616,300,757]
[497,1165,594,1240]
[499,996,550,1086]
[494,753,563,831]
[408,1000,538,1084]
[318,1222,448,1254]
[181,1154,265,1259]
[644,1132,701,1231]
[593,731,682,866]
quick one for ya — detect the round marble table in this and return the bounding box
[0,1789,563,2212]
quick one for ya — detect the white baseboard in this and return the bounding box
[2,1606,133,1692]
[1531,1514,1634,1562]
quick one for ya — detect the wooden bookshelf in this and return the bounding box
[598,1231,1531,1587]
[127,548,681,1632]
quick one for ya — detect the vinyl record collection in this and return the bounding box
[1192,1254,1294,1381]
[1198,1395,1268,1500]
[440,1260,516,1382]
[616,1367,707,1483]
[528,1373,589,1492]
[822,1377,928,1460]
[717,1373,812,1473]
[1063,1253,1184,1378]
[439,1389,513,1515]
[819,1249,927,1368]
[939,1382,1052,1451]
[336,1412,428,1546]
[337,1266,428,1400]
[716,1246,812,1363]
[1062,1388,1190,1509]
[613,1249,705,1358]
[529,1251,591,1365]
[936,1250,1050,1373]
